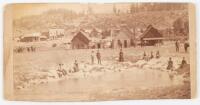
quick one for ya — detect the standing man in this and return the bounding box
[91,50,95,64]
[150,51,154,59]
[180,57,187,68]
[96,50,101,64]
[119,48,124,62]
[156,50,160,59]
[184,42,189,53]
[175,40,180,52]
[143,51,146,60]
[167,57,173,70]
[31,46,34,52]
[27,47,30,52]
[73,60,79,72]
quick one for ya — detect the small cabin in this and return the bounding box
[140,25,164,46]
[71,31,90,49]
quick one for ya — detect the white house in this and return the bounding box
[49,28,65,40]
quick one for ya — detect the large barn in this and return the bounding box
[140,25,164,46]
[71,31,90,49]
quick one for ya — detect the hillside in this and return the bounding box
[13,9,188,37]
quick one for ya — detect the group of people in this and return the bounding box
[175,40,189,53]
[15,46,36,53]
[62,50,102,75]
[91,50,102,65]
[15,47,24,53]
[167,57,187,71]
[72,48,126,73]
[142,50,160,61]
[91,48,125,64]
[57,48,187,78]
[56,62,80,78]
[27,46,36,52]
[56,63,67,78]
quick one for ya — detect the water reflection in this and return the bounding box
[17,68,184,95]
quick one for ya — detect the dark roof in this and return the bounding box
[71,31,90,44]
[141,25,163,39]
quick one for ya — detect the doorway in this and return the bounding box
[124,40,127,48]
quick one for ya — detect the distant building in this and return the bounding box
[101,36,113,48]
[90,28,102,39]
[40,31,49,41]
[71,31,90,49]
[140,25,164,46]
[90,37,102,49]
[49,28,65,40]
[41,31,49,38]
[20,33,41,42]
[102,29,111,39]
[39,35,48,41]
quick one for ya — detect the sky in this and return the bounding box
[12,3,131,19]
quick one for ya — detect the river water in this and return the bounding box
[15,67,184,100]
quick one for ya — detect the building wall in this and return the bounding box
[71,37,89,49]
[49,29,65,39]
[113,38,131,48]
[20,36,39,42]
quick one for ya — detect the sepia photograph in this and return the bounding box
[3,3,196,101]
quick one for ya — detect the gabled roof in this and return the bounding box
[140,25,163,39]
[71,31,90,44]
[112,27,133,39]
[79,31,91,40]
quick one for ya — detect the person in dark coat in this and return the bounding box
[96,50,101,64]
[184,42,189,53]
[27,47,30,52]
[57,63,65,78]
[180,57,187,68]
[150,51,154,59]
[156,50,160,59]
[119,48,124,62]
[175,40,180,52]
[143,51,146,60]
[167,57,173,70]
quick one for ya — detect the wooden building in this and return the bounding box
[140,25,164,46]
[112,28,134,48]
[49,28,65,40]
[20,33,41,42]
[71,31,90,49]
[90,28,102,38]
